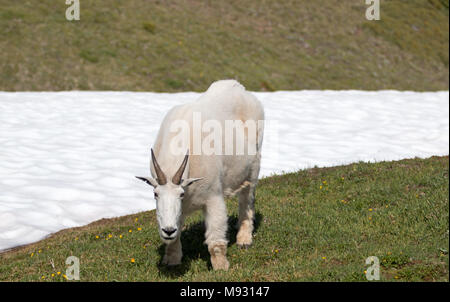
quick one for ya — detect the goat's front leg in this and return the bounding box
[162,217,184,266]
[204,196,229,271]
[162,236,182,266]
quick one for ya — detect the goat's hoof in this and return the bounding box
[236,229,253,247]
[211,257,230,271]
[237,243,252,249]
[164,260,181,266]
[162,255,182,266]
[209,243,229,271]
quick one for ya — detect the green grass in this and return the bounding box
[0,156,448,281]
[0,0,448,92]
[364,0,449,65]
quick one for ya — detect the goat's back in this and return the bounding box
[152,80,264,196]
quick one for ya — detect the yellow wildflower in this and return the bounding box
[137,227,142,231]
[131,258,135,263]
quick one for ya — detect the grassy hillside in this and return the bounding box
[0,156,448,282]
[0,0,448,92]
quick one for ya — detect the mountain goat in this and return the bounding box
[136,80,264,270]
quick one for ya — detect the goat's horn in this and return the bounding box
[172,150,189,185]
[151,148,167,185]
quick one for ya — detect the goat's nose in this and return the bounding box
[162,227,177,236]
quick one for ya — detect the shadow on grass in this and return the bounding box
[156,212,262,277]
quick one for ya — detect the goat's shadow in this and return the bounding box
[156,212,262,277]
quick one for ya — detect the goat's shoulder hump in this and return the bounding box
[205,79,246,94]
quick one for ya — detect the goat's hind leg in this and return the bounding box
[236,183,256,248]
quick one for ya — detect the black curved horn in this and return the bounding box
[151,148,167,185]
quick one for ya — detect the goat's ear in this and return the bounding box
[181,177,203,187]
[135,176,159,187]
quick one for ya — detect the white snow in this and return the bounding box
[0,90,448,251]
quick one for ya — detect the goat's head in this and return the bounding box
[136,149,202,244]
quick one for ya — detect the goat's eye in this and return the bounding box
[154,193,159,198]
[180,193,185,198]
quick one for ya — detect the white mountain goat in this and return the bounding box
[136,80,264,270]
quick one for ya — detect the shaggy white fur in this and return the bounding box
[137,80,264,270]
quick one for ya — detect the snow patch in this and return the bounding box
[0,90,448,251]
